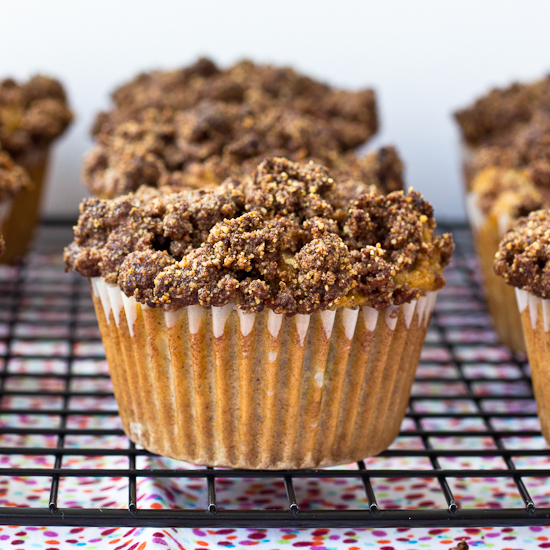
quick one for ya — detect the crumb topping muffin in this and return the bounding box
[468,111,550,184]
[84,105,403,198]
[0,148,33,202]
[0,75,73,158]
[470,167,546,222]
[85,58,381,199]
[455,75,550,146]
[66,157,453,314]
[93,58,378,148]
[495,209,550,298]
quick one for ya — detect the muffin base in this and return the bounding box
[90,279,437,469]
[516,289,550,444]
[460,140,477,191]
[465,194,525,353]
[0,148,49,263]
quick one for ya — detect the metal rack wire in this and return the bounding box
[0,223,548,527]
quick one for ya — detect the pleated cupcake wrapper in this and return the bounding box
[0,149,49,263]
[463,191,525,353]
[515,289,550,445]
[90,277,437,469]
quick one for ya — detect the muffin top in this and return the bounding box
[470,167,546,222]
[66,157,453,314]
[85,58,380,199]
[468,111,550,185]
[0,148,33,202]
[93,58,378,148]
[84,106,403,199]
[495,209,550,298]
[0,75,73,158]
[455,75,550,146]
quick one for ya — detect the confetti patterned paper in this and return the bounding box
[0,228,548,547]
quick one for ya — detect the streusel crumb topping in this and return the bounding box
[0,75,73,157]
[85,58,382,199]
[66,157,453,313]
[495,209,550,298]
[455,75,550,145]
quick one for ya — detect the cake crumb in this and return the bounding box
[67,157,453,313]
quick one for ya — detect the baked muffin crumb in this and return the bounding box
[67,157,453,313]
[455,75,550,145]
[85,58,385,199]
[495,209,550,297]
[0,149,33,202]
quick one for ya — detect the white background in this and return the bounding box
[1,0,550,221]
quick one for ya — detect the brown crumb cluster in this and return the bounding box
[455,75,550,145]
[495,209,550,298]
[93,58,378,147]
[84,58,382,199]
[471,167,546,221]
[470,111,550,188]
[0,75,73,158]
[0,148,33,202]
[84,110,402,198]
[66,157,453,314]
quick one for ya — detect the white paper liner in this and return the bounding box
[89,279,438,469]
[516,288,550,332]
[464,192,485,232]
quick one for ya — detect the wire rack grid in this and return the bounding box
[0,223,548,528]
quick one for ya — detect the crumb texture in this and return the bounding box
[470,111,550,187]
[0,148,33,202]
[66,157,453,313]
[0,75,73,157]
[495,209,550,297]
[85,58,383,198]
[471,167,545,220]
[455,75,550,145]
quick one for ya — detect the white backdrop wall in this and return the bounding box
[2,0,550,221]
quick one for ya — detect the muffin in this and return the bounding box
[455,75,550,189]
[495,210,550,443]
[0,75,73,262]
[85,58,382,199]
[92,58,378,146]
[65,157,453,469]
[455,76,550,351]
[466,166,548,351]
[0,147,33,225]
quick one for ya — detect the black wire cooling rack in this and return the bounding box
[0,223,548,528]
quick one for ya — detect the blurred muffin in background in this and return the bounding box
[0,75,73,262]
[85,58,388,199]
[455,75,550,351]
[92,58,378,147]
[455,75,550,188]
[466,167,547,351]
[0,148,31,252]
